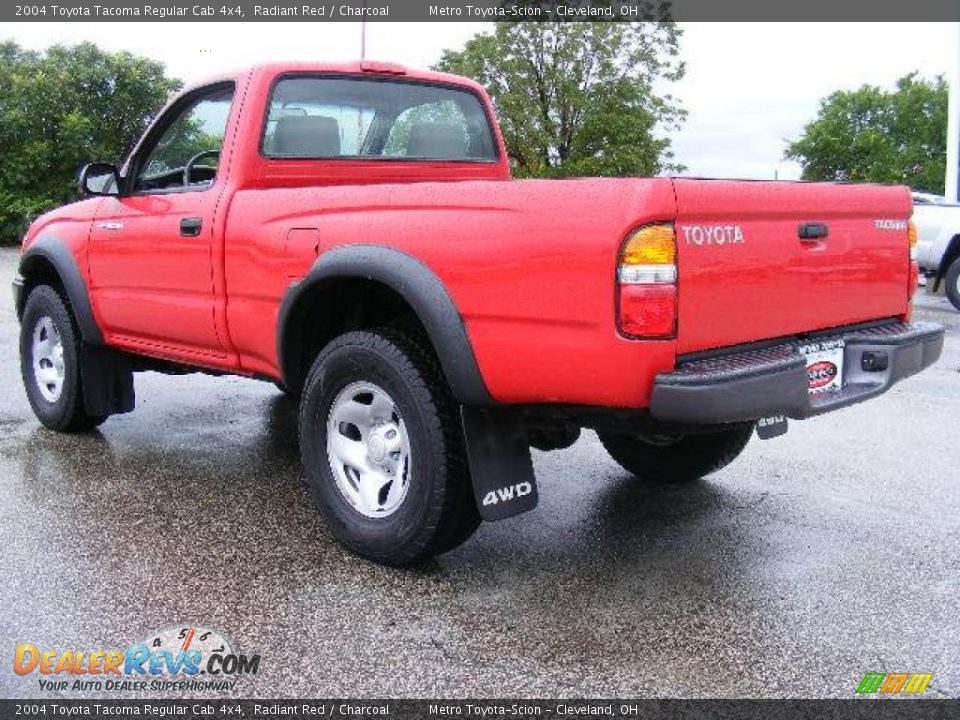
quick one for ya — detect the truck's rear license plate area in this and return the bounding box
[799,338,845,393]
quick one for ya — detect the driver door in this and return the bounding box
[88,83,235,356]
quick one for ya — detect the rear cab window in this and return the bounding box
[261,76,498,162]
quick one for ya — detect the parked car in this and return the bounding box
[12,62,944,565]
[911,191,946,206]
[912,191,960,310]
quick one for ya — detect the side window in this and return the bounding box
[134,85,234,192]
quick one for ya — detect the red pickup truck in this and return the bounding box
[14,62,944,565]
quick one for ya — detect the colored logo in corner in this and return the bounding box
[856,672,933,695]
[13,625,260,693]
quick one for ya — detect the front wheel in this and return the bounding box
[598,423,754,483]
[945,256,960,312]
[19,285,106,432]
[298,329,480,566]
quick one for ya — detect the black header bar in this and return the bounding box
[4,0,960,22]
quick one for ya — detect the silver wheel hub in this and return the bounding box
[326,381,411,518]
[31,315,65,403]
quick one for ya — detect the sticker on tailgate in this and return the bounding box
[798,339,845,393]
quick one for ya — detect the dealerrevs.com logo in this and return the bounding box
[13,625,261,693]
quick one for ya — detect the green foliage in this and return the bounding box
[0,41,180,243]
[786,73,947,193]
[434,22,685,178]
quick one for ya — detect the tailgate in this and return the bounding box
[672,179,912,354]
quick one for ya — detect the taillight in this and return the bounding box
[617,223,677,338]
[908,219,918,261]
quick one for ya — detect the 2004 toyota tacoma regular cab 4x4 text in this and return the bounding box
[13,62,945,565]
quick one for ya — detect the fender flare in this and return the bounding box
[18,235,103,345]
[937,233,960,278]
[277,244,493,406]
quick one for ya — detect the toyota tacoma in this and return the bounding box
[13,62,944,565]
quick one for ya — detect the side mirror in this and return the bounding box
[78,162,121,197]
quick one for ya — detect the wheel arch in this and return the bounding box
[277,245,493,406]
[937,233,960,280]
[18,235,103,345]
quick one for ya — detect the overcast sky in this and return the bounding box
[4,21,956,179]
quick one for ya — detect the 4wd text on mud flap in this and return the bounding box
[482,482,533,507]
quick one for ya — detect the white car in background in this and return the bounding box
[912,192,960,310]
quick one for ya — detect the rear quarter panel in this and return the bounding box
[224,177,678,407]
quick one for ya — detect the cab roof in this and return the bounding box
[181,61,488,97]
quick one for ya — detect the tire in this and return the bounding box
[945,256,960,312]
[598,423,754,484]
[19,285,106,433]
[299,328,480,566]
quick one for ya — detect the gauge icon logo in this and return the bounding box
[141,625,234,658]
[128,624,259,677]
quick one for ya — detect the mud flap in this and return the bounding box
[460,406,538,521]
[80,344,135,417]
[756,415,788,439]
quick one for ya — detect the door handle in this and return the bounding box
[180,217,202,237]
[798,222,828,241]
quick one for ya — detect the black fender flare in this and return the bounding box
[18,235,103,345]
[937,234,960,277]
[277,244,493,406]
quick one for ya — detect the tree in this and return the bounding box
[786,73,947,193]
[0,41,181,243]
[434,22,685,178]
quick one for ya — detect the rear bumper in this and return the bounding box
[650,321,944,424]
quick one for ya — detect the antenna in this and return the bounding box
[360,0,368,61]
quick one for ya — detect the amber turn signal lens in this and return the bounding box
[621,224,676,266]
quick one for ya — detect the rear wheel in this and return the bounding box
[598,423,754,483]
[298,329,480,565]
[945,256,960,311]
[19,285,106,432]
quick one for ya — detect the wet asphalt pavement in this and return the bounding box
[0,246,958,700]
